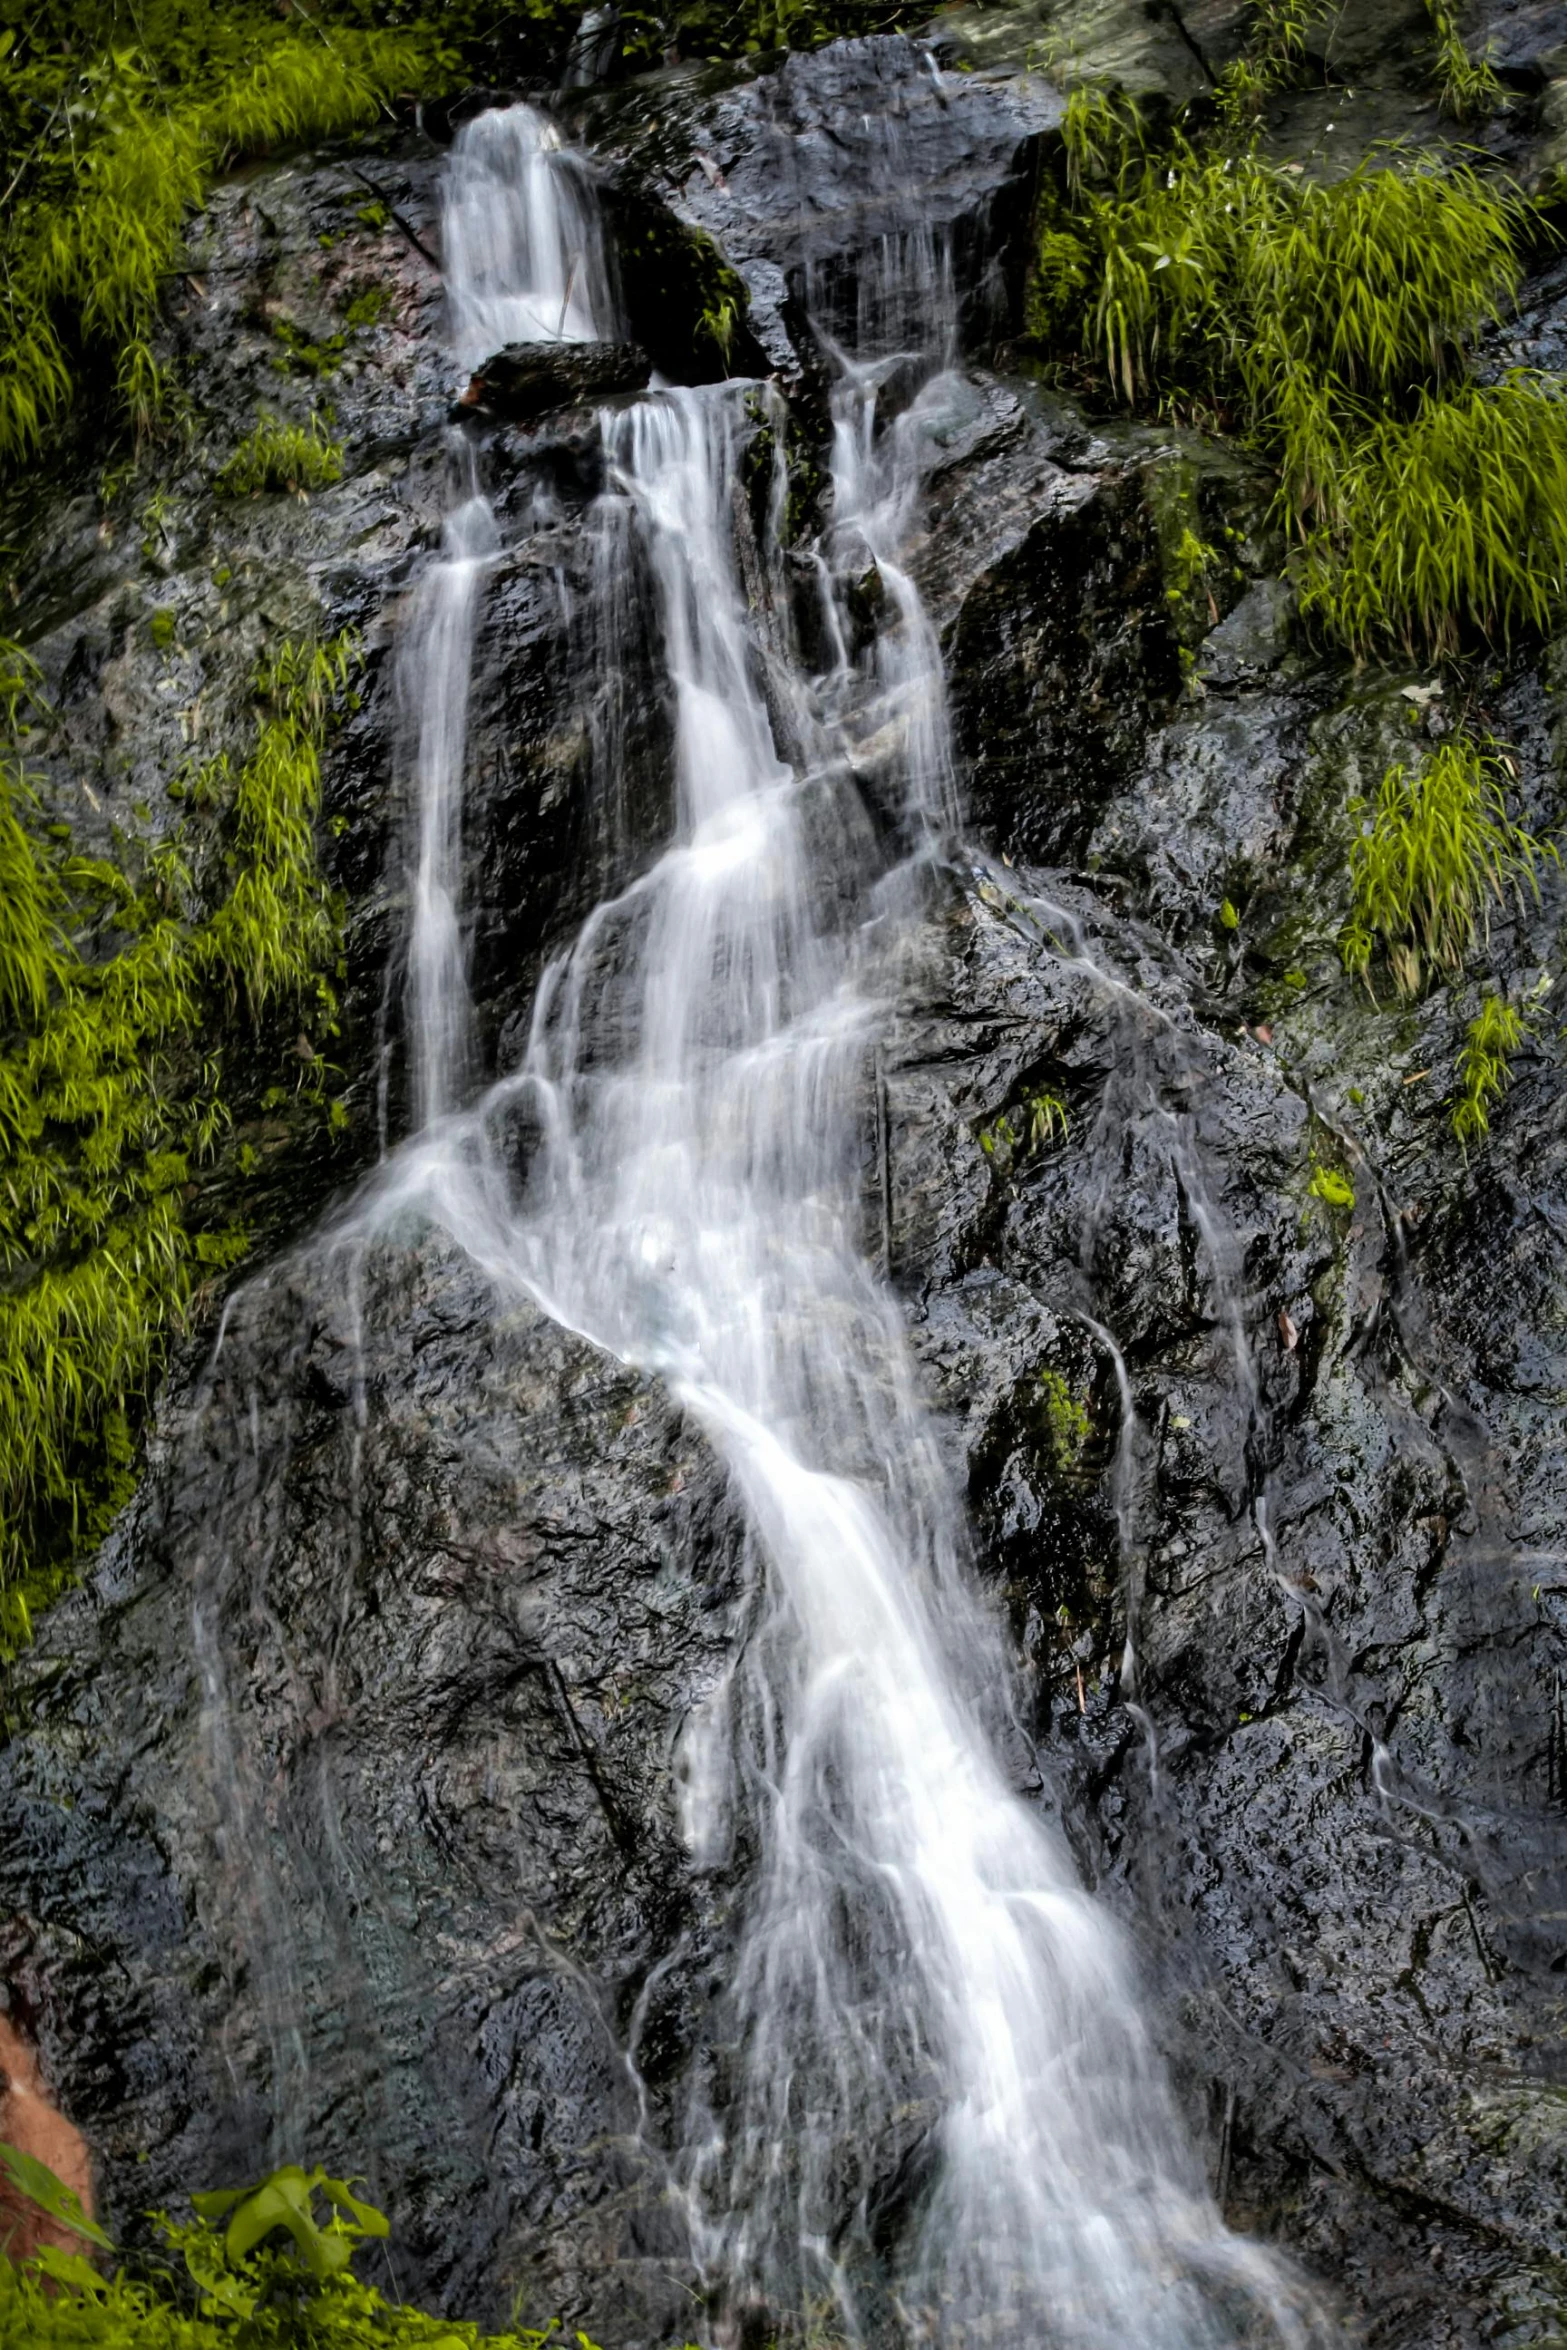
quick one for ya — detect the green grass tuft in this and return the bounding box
[1030,107,1559,657]
[0,21,430,472]
[1423,0,1507,119]
[1078,145,1517,435]
[216,410,344,498]
[1340,734,1556,999]
[1302,377,1567,656]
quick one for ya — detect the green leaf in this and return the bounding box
[25,2243,107,2296]
[189,2187,246,2220]
[0,2141,113,2250]
[318,2176,391,2237]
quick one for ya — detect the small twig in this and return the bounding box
[340,162,440,270]
[555,251,581,341]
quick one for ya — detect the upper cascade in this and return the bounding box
[442,102,617,366]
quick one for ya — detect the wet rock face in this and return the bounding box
[570,37,1063,386]
[0,1227,739,2330]
[3,24,1567,2350]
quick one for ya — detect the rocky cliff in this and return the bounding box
[3,10,1567,2348]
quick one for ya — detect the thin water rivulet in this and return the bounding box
[360,99,1333,2350]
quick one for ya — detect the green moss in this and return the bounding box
[1308,1163,1356,1211]
[1451,990,1526,1143]
[341,284,390,331]
[148,609,177,653]
[270,315,348,380]
[1340,733,1556,998]
[1038,1367,1092,1471]
[1024,221,1093,344]
[216,410,343,497]
[1147,459,1224,645]
[0,628,354,1662]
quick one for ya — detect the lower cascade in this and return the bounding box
[352,101,1330,2349]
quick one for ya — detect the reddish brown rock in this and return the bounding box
[0,2015,94,2261]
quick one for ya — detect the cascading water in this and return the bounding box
[399,105,615,1129]
[372,97,1332,2350]
[443,103,615,364]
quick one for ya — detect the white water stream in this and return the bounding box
[373,100,1331,2350]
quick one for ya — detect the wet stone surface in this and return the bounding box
[2,23,1567,2350]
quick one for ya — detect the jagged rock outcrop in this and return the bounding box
[3,19,1567,2350]
[458,340,651,420]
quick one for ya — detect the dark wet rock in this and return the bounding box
[1195,579,1297,693]
[1478,0,1567,77]
[935,0,1213,110]
[0,1229,741,2332]
[570,38,1064,385]
[458,339,651,421]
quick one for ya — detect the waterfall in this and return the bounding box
[377,101,1332,2350]
[442,103,615,365]
[400,104,615,1129]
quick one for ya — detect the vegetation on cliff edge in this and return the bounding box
[0,631,354,1663]
[0,2145,693,2350]
[1029,11,1563,1150]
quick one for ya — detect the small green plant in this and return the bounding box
[979,1089,1069,1164]
[0,2137,113,2265]
[1214,0,1331,129]
[148,609,177,652]
[1025,1089,1069,1147]
[1340,734,1557,998]
[1038,1366,1092,1470]
[1308,1163,1356,1211]
[216,410,344,497]
[1451,990,1526,1143]
[0,2145,595,2347]
[140,492,174,565]
[1423,0,1506,119]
